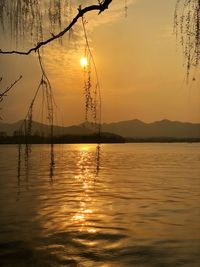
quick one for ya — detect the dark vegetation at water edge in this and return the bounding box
[125,137,200,143]
[1,135,200,144]
[0,132,125,144]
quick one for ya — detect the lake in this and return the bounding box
[0,143,199,267]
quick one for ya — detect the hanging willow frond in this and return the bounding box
[81,16,102,136]
[0,0,113,55]
[174,0,200,77]
[0,0,70,44]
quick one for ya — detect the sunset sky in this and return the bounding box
[0,0,200,125]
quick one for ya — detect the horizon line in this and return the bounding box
[1,118,200,127]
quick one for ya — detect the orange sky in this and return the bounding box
[0,0,200,125]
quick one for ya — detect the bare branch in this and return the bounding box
[0,75,22,120]
[0,0,112,56]
[0,75,22,102]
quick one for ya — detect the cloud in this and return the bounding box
[42,0,137,78]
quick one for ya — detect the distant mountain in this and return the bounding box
[101,119,200,138]
[0,120,93,136]
[0,119,200,139]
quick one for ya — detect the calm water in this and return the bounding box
[0,143,199,267]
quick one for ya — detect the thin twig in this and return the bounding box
[0,75,22,102]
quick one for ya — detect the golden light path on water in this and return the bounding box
[72,145,97,237]
[39,144,102,250]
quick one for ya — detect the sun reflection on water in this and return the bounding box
[71,145,98,234]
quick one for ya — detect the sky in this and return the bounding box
[0,0,200,125]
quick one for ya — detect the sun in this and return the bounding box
[80,57,88,68]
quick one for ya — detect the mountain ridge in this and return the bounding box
[0,119,200,138]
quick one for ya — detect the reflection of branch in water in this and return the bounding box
[24,119,31,191]
[17,143,22,200]
[25,108,32,172]
[24,144,30,191]
[95,144,101,177]
[49,143,55,183]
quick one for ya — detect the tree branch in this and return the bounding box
[0,75,22,102]
[0,0,112,56]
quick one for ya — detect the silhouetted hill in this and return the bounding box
[101,119,200,138]
[0,119,200,139]
[0,120,93,136]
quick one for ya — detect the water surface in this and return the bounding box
[0,143,200,266]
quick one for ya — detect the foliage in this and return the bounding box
[175,0,200,77]
[0,0,69,45]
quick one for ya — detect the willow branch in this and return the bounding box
[0,0,112,55]
[0,75,22,101]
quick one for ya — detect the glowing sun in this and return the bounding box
[80,57,88,68]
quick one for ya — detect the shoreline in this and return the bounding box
[0,139,200,144]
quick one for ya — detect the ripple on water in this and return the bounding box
[0,143,200,267]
